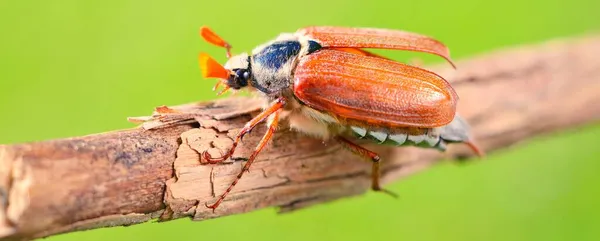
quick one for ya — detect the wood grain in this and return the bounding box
[1,34,600,241]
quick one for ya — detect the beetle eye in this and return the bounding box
[235,69,249,87]
[235,69,247,79]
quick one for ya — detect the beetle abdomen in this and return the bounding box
[349,115,473,152]
[350,126,443,149]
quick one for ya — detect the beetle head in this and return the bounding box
[223,53,251,90]
[198,26,253,95]
[199,52,252,95]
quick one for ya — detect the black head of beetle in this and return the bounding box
[227,68,250,90]
[220,53,252,90]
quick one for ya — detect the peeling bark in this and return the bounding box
[1,35,600,241]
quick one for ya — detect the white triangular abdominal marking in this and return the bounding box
[349,115,473,152]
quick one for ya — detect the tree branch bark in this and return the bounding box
[2,34,600,241]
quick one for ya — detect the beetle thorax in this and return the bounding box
[248,38,304,96]
[249,60,295,96]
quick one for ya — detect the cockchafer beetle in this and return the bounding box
[198,26,484,211]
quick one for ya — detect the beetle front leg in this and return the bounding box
[335,136,398,198]
[205,109,282,211]
[203,97,286,164]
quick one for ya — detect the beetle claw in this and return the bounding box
[203,150,230,164]
[205,202,217,213]
[239,130,251,142]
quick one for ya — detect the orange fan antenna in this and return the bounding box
[200,26,232,58]
[199,52,229,82]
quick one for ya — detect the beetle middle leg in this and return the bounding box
[205,109,282,211]
[335,136,398,198]
[203,97,286,164]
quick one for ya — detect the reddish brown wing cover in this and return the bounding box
[293,49,458,128]
[297,26,456,68]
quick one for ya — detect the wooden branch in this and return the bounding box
[2,34,600,241]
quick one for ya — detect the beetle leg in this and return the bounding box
[205,110,282,211]
[335,136,398,198]
[203,97,286,164]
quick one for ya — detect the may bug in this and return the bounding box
[198,26,484,211]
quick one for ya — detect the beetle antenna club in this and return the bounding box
[198,26,484,211]
[200,26,233,58]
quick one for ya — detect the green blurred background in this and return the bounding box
[1,0,599,240]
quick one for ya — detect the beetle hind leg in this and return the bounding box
[335,136,398,198]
